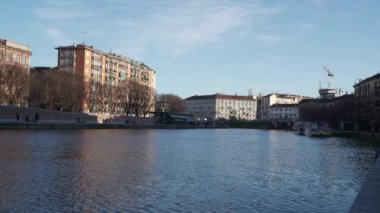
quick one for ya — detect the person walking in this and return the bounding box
[34,113,40,122]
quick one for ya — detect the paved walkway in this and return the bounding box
[350,158,380,212]
[0,118,98,124]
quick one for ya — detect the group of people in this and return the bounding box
[16,112,40,122]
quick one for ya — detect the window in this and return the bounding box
[0,50,3,60]
[376,100,380,107]
[14,54,20,63]
[7,53,13,62]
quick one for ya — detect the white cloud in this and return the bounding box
[298,23,316,31]
[35,0,284,58]
[45,28,70,45]
[35,0,95,20]
[108,0,283,58]
[35,9,93,20]
[256,34,282,45]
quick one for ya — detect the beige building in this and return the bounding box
[258,93,303,120]
[56,44,155,88]
[56,43,156,113]
[268,104,299,122]
[185,93,257,120]
[0,39,32,106]
[0,39,31,70]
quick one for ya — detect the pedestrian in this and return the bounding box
[34,113,40,122]
[25,115,29,122]
[16,112,19,121]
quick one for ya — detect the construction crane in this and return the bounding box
[323,66,334,88]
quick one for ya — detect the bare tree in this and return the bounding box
[0,63,29,106]
[86,79,98,113]
[141,85,155,117]
[29,68,85,112]
[155,93,187,113]
[118,79,131,115]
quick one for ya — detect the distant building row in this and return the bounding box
[184,93,306,122]
[56,44,156,113]
[0,38,156,115]
[185,94,258,120]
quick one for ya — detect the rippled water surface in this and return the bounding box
[0,129,378,212]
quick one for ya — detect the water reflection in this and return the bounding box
[0,129,377,212]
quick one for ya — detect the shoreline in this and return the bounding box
[0,122,228,130]
[1,122,380,140]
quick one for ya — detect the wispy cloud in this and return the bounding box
[298,23,316,31]
[36,9,90,20]
[45,28,71,44]
[108,1,284,58]
[35,0,92,20]
[255,34,282,45]
[34,0,284,58]
[35,9,93,20]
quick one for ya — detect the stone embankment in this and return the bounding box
[350,158,380,212]
[0,105,155,129]
[332,130,380,140]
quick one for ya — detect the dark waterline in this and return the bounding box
[0,129,378,212]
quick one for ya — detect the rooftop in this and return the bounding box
[56,43,154,71]
[185,93,255,101]
[0,38,31,52]
[270,104,298,108]
[262,93,304,99]
[353,73,380,87]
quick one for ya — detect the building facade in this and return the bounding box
[0,39,32,106]
[0,39,31,70]
[319,88,337,99]
[268,104,299,122]
[258,93,303,120]
[56,44,156,114]
[185,94,257,120]
[353,73,380,131]
[56,44,155,88]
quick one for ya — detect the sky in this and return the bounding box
[1,0,380,98]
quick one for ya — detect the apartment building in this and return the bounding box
[56,43,156,113]
[185,93,257,120]
[258,93,303,120]
[268,104,299,122]
[0,39,32,105]
[0,39,31,70]
[353,73,380,131]
[56,44,155,88]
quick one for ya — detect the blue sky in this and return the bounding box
[1,0,379,98]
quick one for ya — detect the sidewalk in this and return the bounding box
[349,158,380,212]
[0,118,98,124]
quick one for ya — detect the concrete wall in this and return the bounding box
[0,105,97,122]
[0,105,155,125]
[100,114,155,125]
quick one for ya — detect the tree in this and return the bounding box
[299,96,355,128]
[155,93,187,113]
[0,63,29,106]
[29,68,85,112]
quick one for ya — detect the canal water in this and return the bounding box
[0,129,378,212]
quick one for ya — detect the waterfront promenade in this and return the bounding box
[350,158,380,212]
